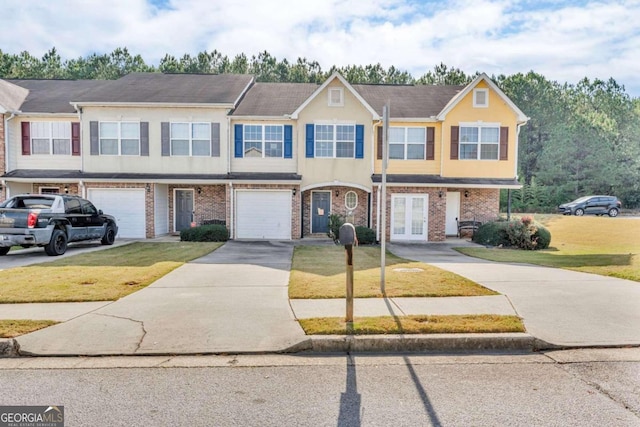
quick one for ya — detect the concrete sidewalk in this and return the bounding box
[389,242,640,348]
[12,241,307,356]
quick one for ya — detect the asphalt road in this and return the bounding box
[1,348,639,426]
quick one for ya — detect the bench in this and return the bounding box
[457,218,482,238]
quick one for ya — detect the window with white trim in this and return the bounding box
[30,122,71,155]
[473,89,489,107]
[243,124,283,158]
[171,123,211,156]
[389,127,425,160]
[99,122,140,155]
[460,125,500,160]
[328,88,344,106]
[345,191,358,210]
[315,124,355,158]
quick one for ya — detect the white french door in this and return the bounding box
[391,194,428,241]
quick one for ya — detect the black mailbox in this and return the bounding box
[339,223,356,246]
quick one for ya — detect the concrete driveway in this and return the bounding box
[389,242,640,347]
[16,241,306,355]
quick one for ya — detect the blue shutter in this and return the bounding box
[234,124,243,158]
[305,124,314,158]
[283,125,293,158]
[355,124,364,159]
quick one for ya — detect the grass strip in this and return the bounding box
[0,242,222,303]
[299,315,524,335]
[289,245,495,298]
[0,320,58,338]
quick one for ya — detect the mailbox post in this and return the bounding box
[338,223,357,323]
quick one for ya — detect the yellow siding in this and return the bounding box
[441,81,519,179]
[229,119,297,173]
[373,121,442,175]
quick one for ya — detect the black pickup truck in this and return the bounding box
[0,194,118,256]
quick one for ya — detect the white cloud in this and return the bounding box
[1,0,638,95]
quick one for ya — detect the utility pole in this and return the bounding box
[380,103,389,294]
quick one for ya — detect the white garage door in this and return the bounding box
[87,189,146,239]
[236,191,291,240]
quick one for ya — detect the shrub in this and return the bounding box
[355,226,376,245]
[473,217,550,250]
[327,213,345,244]
[180,224,229,242]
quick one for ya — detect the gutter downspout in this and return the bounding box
[4,112,16,198]
[227,113,232,174]
[376,184,381,241]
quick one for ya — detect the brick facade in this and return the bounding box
[302,186,370,238]
[0,115,4,202]
[168,184,227,234]
[371,186,500,242]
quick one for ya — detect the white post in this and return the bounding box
[380,103,389,294]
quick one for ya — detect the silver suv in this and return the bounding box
[558,195,621,217]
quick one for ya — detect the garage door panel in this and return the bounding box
[87,189,146,239]
[236,191,291,240]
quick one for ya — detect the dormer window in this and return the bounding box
[473,89,489,108]
[328,88,344,107]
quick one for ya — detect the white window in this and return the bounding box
[473,89,489,108]
[40,187,60,194]
[243,125,283,158]
[328,88,344,107]
[100,122,140,156]
[389,127,426,160]
[345,191,358,210]
[315,124,354,158]
[171,123,211,156]
[30,122,71,155]
[460,125,500,160]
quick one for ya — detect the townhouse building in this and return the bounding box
[0,72,527,242]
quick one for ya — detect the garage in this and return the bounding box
[235,190,291,239]
[87,188,146,239]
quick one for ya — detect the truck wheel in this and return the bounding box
[101,225,116,245]
[45,229,68,256]
[0,247,9,256]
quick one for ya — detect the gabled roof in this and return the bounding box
[7,79,107,114]
[231,82,318,117]
[437,73,529,123]
[0,79,29,113]
[290,72,379,119]
[353,84,464,119]
[72,73,254,106]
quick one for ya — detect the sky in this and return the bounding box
[2,0,639,96]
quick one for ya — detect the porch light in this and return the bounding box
[464,190,469,198]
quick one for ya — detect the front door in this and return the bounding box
[391,194,428,241]
[311,191,331,234]
[175,189,194,232]
[445,191,461,235]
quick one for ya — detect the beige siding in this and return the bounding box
[230,120,297,173]
[81,106,230,174]
[297,80,374,190]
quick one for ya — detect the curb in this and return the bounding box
[0,339,20,358]
[288,333,554,353]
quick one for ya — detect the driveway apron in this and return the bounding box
[389,243,640,347]
[16,241,306,355]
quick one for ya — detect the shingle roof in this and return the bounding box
[353,84,464,118]
[72,73,254,104]
[231,82,319,116]
[7,79,108,113]
[0,79,29,112]
[371,174,520,187]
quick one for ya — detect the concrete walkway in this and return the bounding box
[14,241,306,355]
[389,242,640,347]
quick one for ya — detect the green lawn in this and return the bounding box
[299,315,524,335]
[289,245,495,298]
[457,215,640,281]
[0,242,222,303]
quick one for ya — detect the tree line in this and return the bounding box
[2,47,639,210]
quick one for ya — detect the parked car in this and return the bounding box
[0,194,118,256]
[558,195,621,217]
